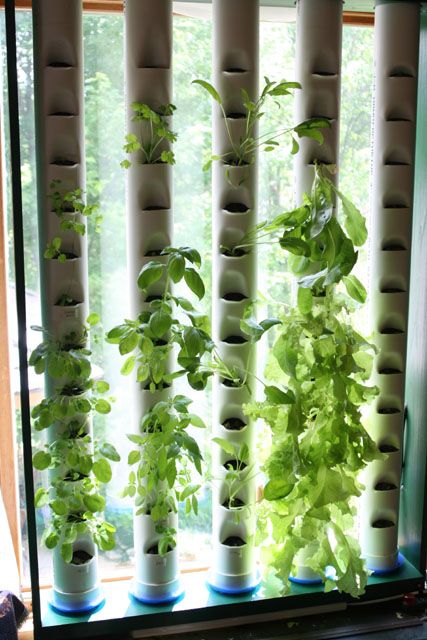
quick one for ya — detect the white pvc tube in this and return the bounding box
[124,0,181,604]
[32,0,103,613]
[361,0,420,573]
[210,0,260,595]
[294,0,343,583]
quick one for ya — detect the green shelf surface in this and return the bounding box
[37,556,423,639]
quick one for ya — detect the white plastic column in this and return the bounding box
[293,0,343,584]
[295,0,342,197]
[33,0,102,613]
[360,0,420,573]
[124,0,180,604]
[210,0,260,595]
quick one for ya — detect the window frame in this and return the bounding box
[5,5,427,640]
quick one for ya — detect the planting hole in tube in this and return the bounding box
[144,294,163,303]
[50,157,78,167]
[222,497,245,509]
[146,544,173,555]
[222,417,246,431]
[221,377,244,388]
[46,38,76,67]
[222,335,247,345]
[378,439,400,454]
[389,67,415,79]
[48,111,76,118]
[55,294,82,307]
[311,50,339,76]
[383,194,410,209]
[371,519,395,529]
[222,536,246,547]
[374,481,398,492]
[223,202,249,214]
[222,292,247,302]
[377,406,401,415]
[48,89,78,118]
[223,459,247,471]
[382,243,406,251]
[380,327,404,334]
[143,205,169,211]
[378,311,405,335]
[226,113,246,120]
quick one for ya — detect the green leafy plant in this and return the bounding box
[30,314,120,563]
[121,395,205,555]
[212,438,256,516]
[193,77,330,171]
[107,247,214,391]
[120,102,177,167]
[44,180,102,262]
[33,433,120,562]
[108,246,213,554]
[243,164,380,598]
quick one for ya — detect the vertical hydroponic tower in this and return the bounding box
[33,0,102,612]
[124,0,180,603]
[209,0,260,594]
[293,0,343,583]
[361,0,420,573]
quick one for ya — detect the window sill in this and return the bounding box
[32,557,422,639]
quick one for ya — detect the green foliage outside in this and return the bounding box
[1,12,374,579]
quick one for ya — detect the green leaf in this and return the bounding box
[297,287,313,314]
[86,312,100,326]
[121,355,136,376]
[92,458,112,483]
[32,450,51,470]
[50,499,68,516]
[149,310,172,338]
[279,237,311,257]
[119,330,138,355]
[212,437,235,456]
[192,79,222,104]
[34,488,49,507]
[99,442,121,462]
[273,336,298,377]
[95,399,111,414]
[343,275,367,303]
[61,542,73,563]
[137,261,164,291]
[264,478,293,501]
[128,450,141,465]
[264,385,295,405]
[336,189,367,247]
[180,484,200,501]
[183,327,202,357]
[168,253,185,283]
[184,268,205,299]
[44,531,59,549]
[83,493,106,513]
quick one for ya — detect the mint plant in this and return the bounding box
[30,315,120,563]
[193,77,329,170]
[243,164,380,598]
[120,102,176,167]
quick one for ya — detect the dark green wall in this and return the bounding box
[400,5,427,573]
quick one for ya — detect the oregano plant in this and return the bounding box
[30,315,120,563]
[44,179,102,262]
[243,164,380,598]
